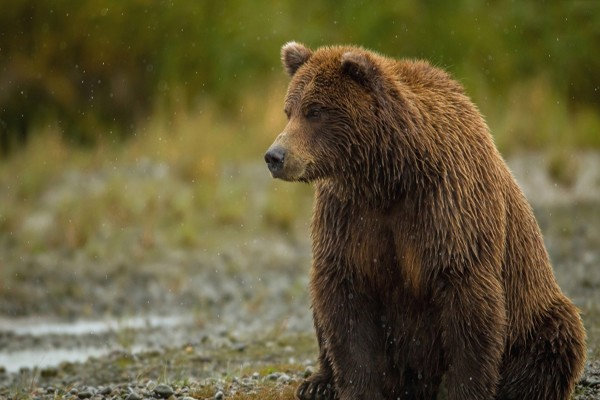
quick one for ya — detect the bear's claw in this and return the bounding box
[296,373,335,400]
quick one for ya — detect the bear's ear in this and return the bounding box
[281,41,312,76]
[341,51,379,87]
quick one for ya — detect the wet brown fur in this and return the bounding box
[266,42,586,400]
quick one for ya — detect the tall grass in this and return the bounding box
[0,76,598,255]
[0,81,314,256]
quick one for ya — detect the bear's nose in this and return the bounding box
[264,146,286,173]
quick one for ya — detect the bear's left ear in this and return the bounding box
[341,51,380,88]
[281,41,313,77]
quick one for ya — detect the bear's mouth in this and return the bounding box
[269,165,308,182]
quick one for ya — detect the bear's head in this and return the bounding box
[265,42,402,193]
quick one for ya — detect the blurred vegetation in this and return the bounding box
[1,0,599,153]
[1,1,600,255]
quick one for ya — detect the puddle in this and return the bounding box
[0,314,194,373]
[0,314,192,336]
[0,347,111,373]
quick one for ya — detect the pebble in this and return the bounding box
[77,390,93,399]
[267,372,280,381]
[581,376,600,387]
[214,390,224,399]
[125,393,142,400]
[304,366,314,378]
[232,342,247,352]
[99,386,112,395]
[277,373,291,383]
[251,372,260,380]
[40,367,58,378]
[153,384,174,398]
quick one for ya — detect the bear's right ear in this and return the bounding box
[341,51,379,88]
[281,41,312,77]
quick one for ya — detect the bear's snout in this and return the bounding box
[264,145,286,173]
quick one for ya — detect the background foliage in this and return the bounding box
[1,0,599,153]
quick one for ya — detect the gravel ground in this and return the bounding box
[1,153,599,399]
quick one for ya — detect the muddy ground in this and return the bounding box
[0,153,599,399]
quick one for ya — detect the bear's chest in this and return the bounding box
[313,200,400,285]
[312,194,424,296]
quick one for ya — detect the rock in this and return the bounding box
[580,376,600,387]
[40,367,58,378]
[267,372,280,381]
[251,372,260,380]
[304,366,314,378]
[182,397,196,400]
[77,390,93,399]
[153,384,174,398]
[125,393,142,400]
[232,342,246,352]
[99,386,112,395]
[277,373,291,383]
[214,391,224,399]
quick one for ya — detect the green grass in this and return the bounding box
[0,76,599,260]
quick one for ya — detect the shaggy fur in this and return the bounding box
[265,42,586,400]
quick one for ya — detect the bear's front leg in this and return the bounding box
[297,318,336,400]
[311,275,386,400]
[440,269,506,400]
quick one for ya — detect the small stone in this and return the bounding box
[99,386,112,395]
[153,384,174,398]
[69,388,79,395]
[232,343,246,352]
[40,367,58,378]
[277,373,291,383]
[214,391,224,400]
[580,376,600,387]
[304,367,314,378]
[46,387,56,394]
[125,393,142,400]
[251,372,259,380]
[77,390,93,399]
[267,372,280,381]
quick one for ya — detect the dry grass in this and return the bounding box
[1,77,599,257]
[481,77,600,153]
[229,385,297,400]
[0,80,316,258]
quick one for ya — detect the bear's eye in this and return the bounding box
[284,108,291,120]
[305,107,322,120]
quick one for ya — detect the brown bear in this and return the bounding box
[264,42,586,400]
